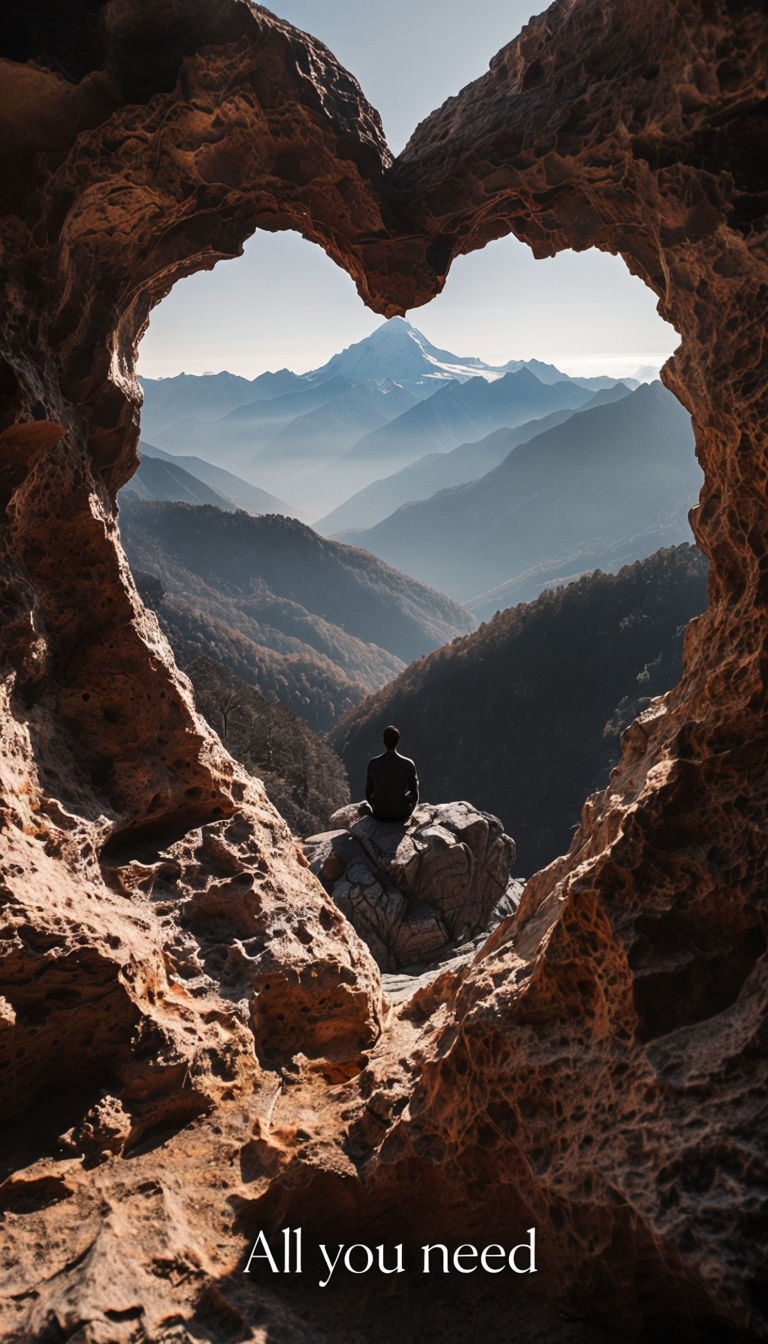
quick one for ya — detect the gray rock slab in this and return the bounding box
[308,801,516,972]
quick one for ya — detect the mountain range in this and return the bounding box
[293,365,600,512]
[314,384,633,536]
[138,318,643,520]
[335,380,701,610]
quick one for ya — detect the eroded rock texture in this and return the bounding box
[350,6,768,1338]
[0,5,390,1336]
[304,802,516,970]
[0,6,399,1094]
[1,0,768,1341]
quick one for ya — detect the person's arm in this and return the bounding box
[406,763,419,808]
[366,762,375,805]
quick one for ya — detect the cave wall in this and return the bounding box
[351,6,768,1332]
[0,0,390,1136]
[1,1,767,1340]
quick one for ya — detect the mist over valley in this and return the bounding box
[129,318,704,852]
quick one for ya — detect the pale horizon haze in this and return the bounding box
[137,0,677,383]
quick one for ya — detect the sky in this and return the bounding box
[137,0,678,382]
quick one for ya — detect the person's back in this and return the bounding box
[365,725,419,823]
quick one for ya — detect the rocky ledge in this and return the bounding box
[303,802,519,971]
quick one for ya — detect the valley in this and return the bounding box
[331,544,708,873]
[121,497,473,731]
[128,319,706,863]
[139,317,682,526]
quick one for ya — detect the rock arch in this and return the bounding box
[1,0,766,1337]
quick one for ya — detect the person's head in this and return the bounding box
[382,725,400,751]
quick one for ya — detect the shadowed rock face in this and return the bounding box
[0,3,393,1322]
[1,1,767,1340]
[358,7,768,1336]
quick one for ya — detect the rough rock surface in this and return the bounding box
[1,1,768,1341]
[1,7,389,1336]
[352,7,768,1338]
[303,802,517,970]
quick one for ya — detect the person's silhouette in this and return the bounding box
[362,725,419,823]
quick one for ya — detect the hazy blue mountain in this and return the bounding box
[139,368,303,440]
[467,510,699,620]
[245,383,420,492]
[296,367,597,512]
[338,382,701,605]
[222,374,354,429]
[337,367,595,468]
[122,453,240,511]
[153,376,422,493]
[128,442,295,516]
[501,358,638,392]
[316,385,633,536]
[139,319,492,454]
[150,375,358,465]
[139,320,633,516]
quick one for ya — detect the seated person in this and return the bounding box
[362,725,419,823]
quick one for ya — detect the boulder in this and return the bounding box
[304,802,516,971]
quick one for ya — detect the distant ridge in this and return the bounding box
[137,319,648,519]
[123,453,239,512]
[122,441,295,517]
[318,385,632,535]
[138,367,304,436]
[338,382,701,606]
[336,366,594,466]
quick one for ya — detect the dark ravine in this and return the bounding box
[1,2,767,1341]
[331,545,710,875]
[185,654,350,837]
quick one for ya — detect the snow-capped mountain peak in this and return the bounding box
[306,317,507,392]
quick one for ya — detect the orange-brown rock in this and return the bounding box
[0,6,387,1335]
[348,6,768,1337]
[1,0,767,1341]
